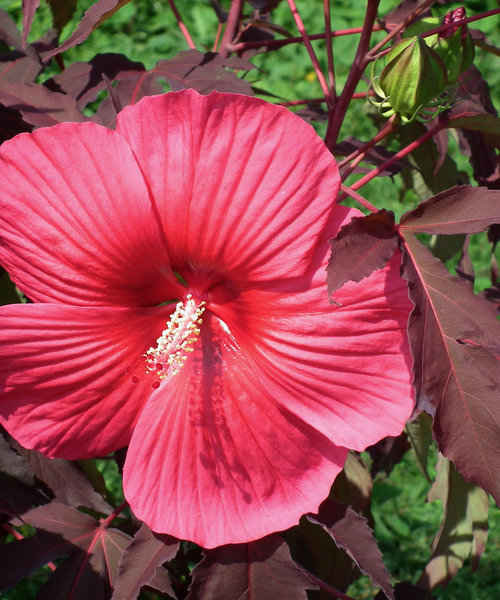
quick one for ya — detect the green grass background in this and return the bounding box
[0,1,499,599]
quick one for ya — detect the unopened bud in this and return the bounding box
[379,36,447,121]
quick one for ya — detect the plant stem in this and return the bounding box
[286,0,331,106]
[167,0,196,50]
[366,0,435,60]
[324,0,380,149]
[2,523,57,570]
[100,500,128,529]
[324,0,337,104]
[338,183,378,212]
[303,566,358,600]
[219,0,243,58]
[228,26,383,53]
[344,117,449,194]
[339,114,400,179]
[419,7,500,40]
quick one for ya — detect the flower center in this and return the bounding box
[145,294,206,378]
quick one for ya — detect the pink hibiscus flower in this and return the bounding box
[0,89,413,548]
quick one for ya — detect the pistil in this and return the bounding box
[144,294,206,378]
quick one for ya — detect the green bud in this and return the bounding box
[379,36,448,121]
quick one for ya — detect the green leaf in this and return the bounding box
[406,413,434,482]
[418,456,489,589]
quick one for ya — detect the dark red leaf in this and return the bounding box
[5,503,132,597]
[308,499,394,600]
[327,210,399,302]
[0,79,85,126]
[400,186,500,235]
[47,0,79,33]
[0,51,42,83]
[374,581,437,600]
[111,523,178,600]
[14,443,112,514]
[94,51,253,127]
[401,234,500,505]
[49,53,145,109]
[187,534,314,600]
[0,9,25,49]
[21,0,40,46]
[43,0,134,61]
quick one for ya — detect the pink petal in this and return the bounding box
[115,90,341,285]
[0,122,180,306]
[123,311,348,548]
[0,303,173,458]
[242,251,415,451]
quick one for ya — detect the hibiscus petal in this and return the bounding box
[123,313,348,547]
[0,122,180,306]
[0,303,174,458]
[115,89,341,285]
[248,252,414,451]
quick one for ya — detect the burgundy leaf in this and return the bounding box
[367,433,411,477]
[21,0,40,46]
[374,581,438,600]
[327,210,399,301]
[0,52,42,84]
[308,499,394,600]
[111,523,178,600]
[0,9,25,49]
[49,53,145,109]
[455,236,475,289]
[335,137,409,177]
[401,234,500,505]
[9,502,132,597]
[153,51,254,95]
[43,0,134,61]
[187,534,314,600]
[47,0,79,33]
[0,80,85,126]
[94,51,253,127]
[417,456,489,589]
[0,529,73,592]
[14,443,112,514]
[400,186,500,235]
[331,452,373,514]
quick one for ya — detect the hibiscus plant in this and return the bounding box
[0,1,499,599]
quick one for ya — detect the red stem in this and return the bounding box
[420,8,500,40]
[324,0,337,104]
[344,118,449,194]
[286,0,331,105]
[324,0,380,149]
[339,183,378,212]
[367,0,436,59]
[229,25,384,53]
[100,500,128,529]
[167,0,196,49]
[219,0,243,58]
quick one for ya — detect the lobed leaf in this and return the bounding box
[417,456,489,589]
[308,499,394,600]
[0,80,85,126]
[327,209,399,302]
[43,0,134,61]
[13,443,112,514]
[400,186,500,235]
[401,234,500,505]
[111,523,178,600]
[187,533,314,600]
[21,0,40,47]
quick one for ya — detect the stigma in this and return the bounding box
[144,294,206,378]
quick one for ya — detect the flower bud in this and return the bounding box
[379,36,448,121]
[433,9,475,84]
